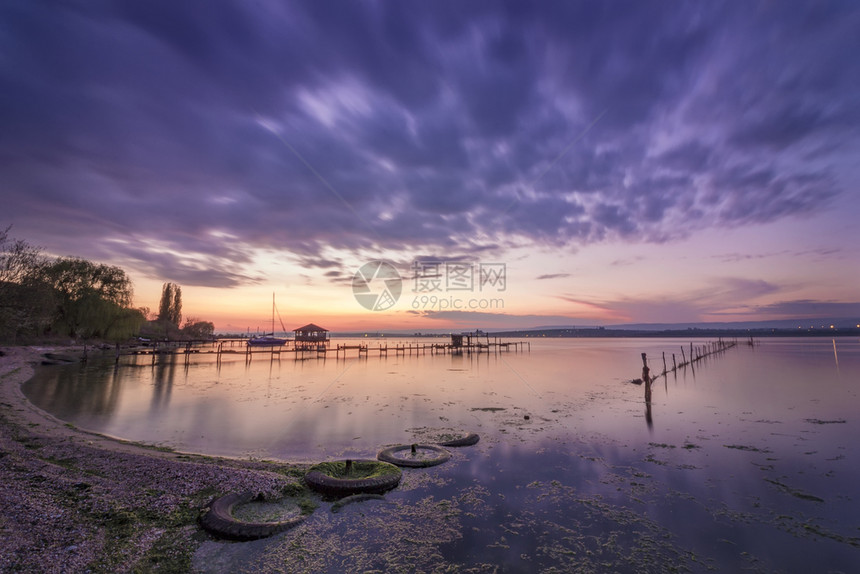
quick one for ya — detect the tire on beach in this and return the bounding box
[377,444,451,468]
[199,491,306,540]
[438,432,480,447]
[303,459,402,497]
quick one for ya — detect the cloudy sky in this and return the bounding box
[2,0,859,332]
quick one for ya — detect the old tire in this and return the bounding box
[199,491,305,540]
[304,460,402,496]
[438,433,480,447]
[378,444,451,468]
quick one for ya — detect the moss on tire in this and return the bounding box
[199,491,306,540]
[377,444,451,468]
[304,459,402,496]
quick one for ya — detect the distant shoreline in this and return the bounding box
[483,328,860,338]
[329,329,860,339]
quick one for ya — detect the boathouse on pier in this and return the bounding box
[294,323,329,346]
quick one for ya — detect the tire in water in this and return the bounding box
[199,491,305,540]
[377,444,451,468]
[304,459,402,496]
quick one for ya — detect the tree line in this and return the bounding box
[0,226,213,344]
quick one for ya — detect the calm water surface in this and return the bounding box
[24,337,860,572]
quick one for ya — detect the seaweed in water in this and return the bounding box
[764,478,824,503]
[724,444,772,454]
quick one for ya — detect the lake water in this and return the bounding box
[24,337,860,572]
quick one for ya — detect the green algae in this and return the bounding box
[308,460,400,480]
[231,498,301,523]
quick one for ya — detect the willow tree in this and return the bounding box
[39,257,140,341]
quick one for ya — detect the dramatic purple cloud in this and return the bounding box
[1,1,858,288]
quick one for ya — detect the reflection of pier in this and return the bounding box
[117,336,529,365]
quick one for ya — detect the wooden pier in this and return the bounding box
[116,337,529,365]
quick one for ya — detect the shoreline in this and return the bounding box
[0,345,307,573]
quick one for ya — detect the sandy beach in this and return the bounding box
[0,346,306,573]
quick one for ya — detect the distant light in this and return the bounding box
[830,325,835,329]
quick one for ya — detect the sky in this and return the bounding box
[2,0,859,333]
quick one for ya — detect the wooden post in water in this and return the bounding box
[662,352,667,375]
[641,353,651,384]
[672,353,677,371]
[680,347,686,365]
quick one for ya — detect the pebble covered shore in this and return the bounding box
[0,346,307,573]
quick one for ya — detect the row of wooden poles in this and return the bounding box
[117,338,531,365]
[238,340,530,360]
[640,338,740,382]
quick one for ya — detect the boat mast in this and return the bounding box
[272,292,276,336]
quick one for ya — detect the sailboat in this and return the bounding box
[248,293,289,347]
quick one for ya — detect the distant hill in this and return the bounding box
[328,317,860,339]
[490,324,859,339]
